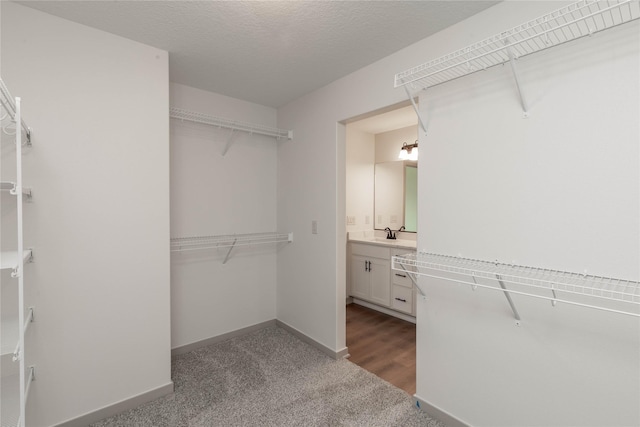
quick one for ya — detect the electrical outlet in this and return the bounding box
[312,220,318,234]
[377,215,382,224]
[365,215,370,225]
[346,216,356,226]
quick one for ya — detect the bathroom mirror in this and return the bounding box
[374,161,417,232]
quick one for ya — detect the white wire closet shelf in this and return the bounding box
[0,78,31,144]
[1,373,20,427]
[171,232,293,264]
[170,107,293,140]
[392,252,640,318]
[1,182,32,198]
[1,316,19,356]
[0,250,33,272]
[0,367,35,427]
[1,79,34,427]
[394,0,640,90]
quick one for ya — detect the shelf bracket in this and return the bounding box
[222,238,237,264]
[404,86,428,135]
[495,273,521,325]
[505,39,530,118]
[12,307,35,361]
[221,128,237,156]
[398,263,426,299]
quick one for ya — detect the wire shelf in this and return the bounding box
[0,77,31,144]
[392,252,640,317]
[1,182,32,198]
[170,107,292,140]
[394,0,640,90]
[171,232,293,252]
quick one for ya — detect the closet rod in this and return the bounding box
[170,107,292,140]
[392,252,640,318]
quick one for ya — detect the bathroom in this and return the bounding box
[344,103,420,392]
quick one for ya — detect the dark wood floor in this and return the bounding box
[346,303,416,395]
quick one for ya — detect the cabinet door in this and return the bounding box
[350,255,370,300]
[369,257,391,307]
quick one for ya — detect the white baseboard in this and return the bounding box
[413,394,471,427]
[171,319,277,356]
[54,382,174,427]
[351,299,416,324]
[276,320,349,360]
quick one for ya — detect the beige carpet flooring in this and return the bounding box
[91,326,445,427]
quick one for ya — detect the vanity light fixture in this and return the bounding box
[398,141,418,161]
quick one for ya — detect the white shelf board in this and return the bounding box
[0,250,32,272]
[1,373,19,427]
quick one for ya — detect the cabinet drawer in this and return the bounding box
[351,243,390,260]
[392,285,413,314]
[392,270,412,288]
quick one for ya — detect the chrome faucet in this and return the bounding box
[384,227,396,240]
[398,226,406,233]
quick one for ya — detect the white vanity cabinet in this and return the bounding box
[350,243,391,307]
[349,241,416,318]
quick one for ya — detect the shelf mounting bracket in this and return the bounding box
[496,273,521,325]
[221,129,237,156]
[404,86,428,135]
[505,39,530,118]
[222,238,237,264]
[399,263,426,299]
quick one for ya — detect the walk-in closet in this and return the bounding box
[1,1,638,426]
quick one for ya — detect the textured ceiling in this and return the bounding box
[16,1,499,108]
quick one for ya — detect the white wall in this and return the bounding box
[278,1,639,425]
[169,83,279,349]
[345,126,374,233]
[416,5,639,426]
[375,125,418,163]
[2,3,172,426]
[345,124,419,233]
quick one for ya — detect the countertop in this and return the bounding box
[348,231,417,250]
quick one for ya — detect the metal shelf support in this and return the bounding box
[505,40,530,117]
[404,87,428,135]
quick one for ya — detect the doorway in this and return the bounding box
[343,103,418,393]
